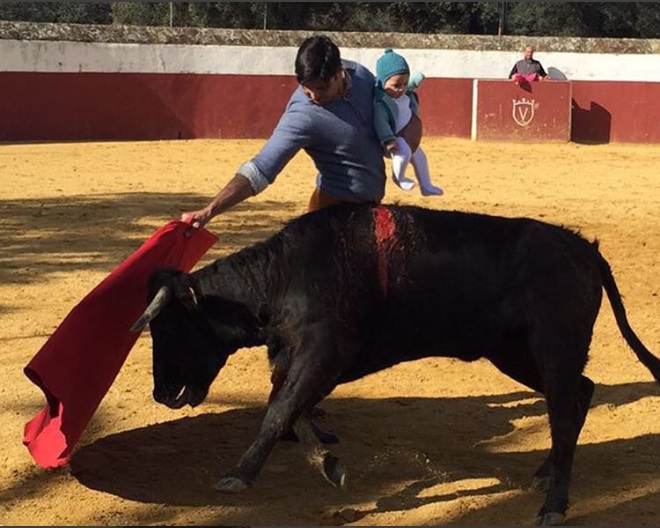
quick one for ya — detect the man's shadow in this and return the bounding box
[547,67,568,81]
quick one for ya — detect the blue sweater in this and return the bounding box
[239,60,386,202]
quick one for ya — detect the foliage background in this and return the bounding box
[0,2,659,39]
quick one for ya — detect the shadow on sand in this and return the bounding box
[66,381,659,525]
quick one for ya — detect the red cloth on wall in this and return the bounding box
[23,221,217,469]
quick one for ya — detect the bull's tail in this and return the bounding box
[597,249,660,383]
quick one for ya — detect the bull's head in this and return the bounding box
[131,268,234,410]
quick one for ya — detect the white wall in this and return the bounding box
[2,39,659,82]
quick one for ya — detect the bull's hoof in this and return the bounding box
[214,475,250,493]
[531,475,551,493]
[322,454,347,488]
[535,512,565,526]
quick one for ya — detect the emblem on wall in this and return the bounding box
[512,98,535,127]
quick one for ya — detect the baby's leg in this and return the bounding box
[411,147,443,196]
[391,137,415,191]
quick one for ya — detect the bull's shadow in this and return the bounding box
[70,382,659,525]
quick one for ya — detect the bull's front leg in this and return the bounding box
[292,412,346,488]
[215,359,336,492]
[270,351,339,445]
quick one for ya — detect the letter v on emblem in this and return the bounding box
[512,98,535,127]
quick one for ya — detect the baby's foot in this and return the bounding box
[421,184,444,196]
[392,174,415,191]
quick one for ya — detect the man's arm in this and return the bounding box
[181,174,255,229]
[538,62,548,79]
[373,99,397,148]
[181,101,313,228]
[509,63,518,79]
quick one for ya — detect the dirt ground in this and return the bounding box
[0,137,659,526]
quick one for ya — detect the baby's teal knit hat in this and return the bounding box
[376,48,410,85]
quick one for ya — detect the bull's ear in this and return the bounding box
[170,274,201,311]
[148,268,184,297]
[148,268,199,311]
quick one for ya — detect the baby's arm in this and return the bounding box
[408,72,425,90]
[373,99,398,151]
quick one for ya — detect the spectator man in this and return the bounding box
[509,45,548,83]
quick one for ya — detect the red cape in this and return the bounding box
[23,220,217,468]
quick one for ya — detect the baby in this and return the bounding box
[373,48,443,196]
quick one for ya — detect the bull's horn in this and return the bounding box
[130,286,171,333]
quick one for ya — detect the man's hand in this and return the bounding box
[385,140,397,153]
[181,207,213,230]
[180,173,256,232]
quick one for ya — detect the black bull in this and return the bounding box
[132,204,659,525]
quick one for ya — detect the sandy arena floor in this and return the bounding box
[0,138,659,526]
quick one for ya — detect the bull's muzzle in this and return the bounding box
[154,384,207,409]
[130,286,171,332]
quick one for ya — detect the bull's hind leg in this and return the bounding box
[532,330,594,526]
[488,334,551,489]
[489,331,594,525]
[533,375,594,493]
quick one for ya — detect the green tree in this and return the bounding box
[467,2,502,35]
[0,2,111,24]
[505,2,660,38]
[507,3,586,37]
[633,2,660,38]
[0,2,657,39]
[110,3,171,27]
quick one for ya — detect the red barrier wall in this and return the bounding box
[419,78,473,139]
[0,72,297,142]
[0,72,472,142]
[0,72,658,144]
[571,81,660,144]
[474,80,572,142]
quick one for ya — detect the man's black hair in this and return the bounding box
[295,35,342,85]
